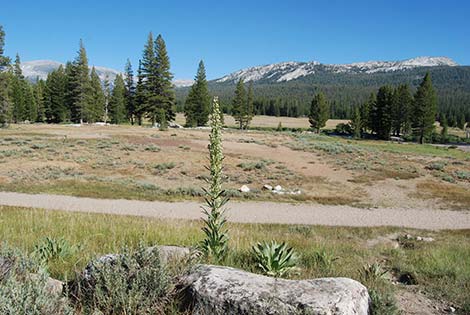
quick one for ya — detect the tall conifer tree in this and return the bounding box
[124,59,136,124]
[245,82,254,129]
[412,73,437,144]
[153,34,175,124]
[109,74,126,124]
[69,40,92,123]
[0,25,10,127]
[309,91,329,133]
[89,67,105,122]
[185,60,210,127]
[371,85,394,140]
[232,79,246,129]
[34,79,46,122]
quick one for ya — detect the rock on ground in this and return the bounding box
[178,264,370,315]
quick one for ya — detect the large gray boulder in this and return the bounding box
[179,265,370,315]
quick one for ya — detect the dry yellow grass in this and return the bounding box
[175,113,348,129]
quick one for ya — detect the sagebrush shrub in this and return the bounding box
[70,244,171,315]
[0,245,73,315]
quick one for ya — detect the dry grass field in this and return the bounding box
[175,113,348,129]
[0,119,469,210]
[1,119,470,314]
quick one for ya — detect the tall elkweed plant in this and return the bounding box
[200,96,229,262]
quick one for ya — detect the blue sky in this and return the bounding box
[1,0,469,79]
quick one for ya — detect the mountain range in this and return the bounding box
[214,56,458,84]
[16,56,470,119]
[19,56,460,88]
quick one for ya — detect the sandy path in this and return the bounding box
[0,191,469,230]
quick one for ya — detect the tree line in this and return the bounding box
[175,65,470,122]
[0,27,177,127]
[308,73,461,143]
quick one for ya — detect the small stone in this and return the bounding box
[274,185,282,191]
[449,306,456,313]
[422,237,434,242]
[240,185,250,193]
[405,234,413,240]
[416,236,423,241]
[263,184,273,190]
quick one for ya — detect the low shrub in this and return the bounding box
[70,244,171,315]
[425,161,446,171]
[0,245,73,314]
[144,144,161,152]
[154,162,176,171]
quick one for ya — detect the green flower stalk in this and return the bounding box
[200,96,229,262]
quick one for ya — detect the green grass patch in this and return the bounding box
[0,206,469,312]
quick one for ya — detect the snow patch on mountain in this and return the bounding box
[173,79,194,87]
[20,60,121,83]
[20,60,190,87]
[216,56,458,83]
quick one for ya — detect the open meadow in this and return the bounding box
[1,119,469,210]
[1,119,470,313]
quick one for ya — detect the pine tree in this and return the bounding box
[124,59,136,124]
[185,60,210,127]
[134,60,145,125]
[89,67,105,122]
[69,40,92,123]
[350,106,362,139]
[103,75,111,124]
[440,114,448,143]
[34,79,46,122]
[0,25,10,127]
[232,79,246,129]
[392,84,413,136]
[45,66,67,123]
[244,82,254,129]
[10,58,26,123]
[371,85,394,140]
[153,34,175,124]
[457,113,466,130]
[360,93,374,134]
[24,83,37,122]
[309,91,329,133]
[412,73,437,144]
[109,74,126,124]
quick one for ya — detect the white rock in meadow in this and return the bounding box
[274,185,282,191]
[178,265,370,315]
[262,184,273,190]
[239,185,250,193]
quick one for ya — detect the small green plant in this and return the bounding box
[454,170,470,180]
[154,162,176,171]
[311,249,338,274]
[425,161,446,171]
[237,161,267,171]
[144,144,161,152]
[369,288,399,315]
[360,262,389,284]
[276,121,283,131]
[252,241,299,277]
[33,237,77,265]
[199,97,229,262]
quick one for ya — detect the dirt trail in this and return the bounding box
[0,191,469,230]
